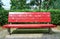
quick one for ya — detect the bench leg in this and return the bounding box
[8,28,11,35]
[48,28,52,34]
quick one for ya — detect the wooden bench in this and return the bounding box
[3,12,56,35]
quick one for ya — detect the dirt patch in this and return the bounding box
[0,26,6,31]
[57,25,60,30]
[0,27,3,31]
[52,25,60,30]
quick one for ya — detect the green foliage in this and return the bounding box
[0,10,9,26]
[11,0,26,10]
[0,0,4,10]
[29,0,42,9]
[10,9,60,25]
[0,9,60,26]
[53,0,60,9]
[10,0,60,10]
[11,0,42,10]
[48,9,60,25]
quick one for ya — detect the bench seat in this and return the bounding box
[3,24,56,28]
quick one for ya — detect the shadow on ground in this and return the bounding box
[12,29,52,34]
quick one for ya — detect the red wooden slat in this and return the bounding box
[3,24,56,28]
[8,12,51,22]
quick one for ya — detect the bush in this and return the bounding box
[0,9,60,26]
[10,9,60,25]
[0,10,9,26]
[48,9,60,25]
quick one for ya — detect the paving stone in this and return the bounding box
[5,33,60,39]
[0,28,60,39]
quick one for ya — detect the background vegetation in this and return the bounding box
[0,0,60,26]
[0,9,60,26]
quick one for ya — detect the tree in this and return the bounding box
[53,0,60,9]
[0,0,4,10]
[11,0,26,10]
[43,0,56,10]
[11,0,58,10]
[29,0,42,10]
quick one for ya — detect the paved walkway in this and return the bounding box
[5,33,60,39]
[0,28,60,39]
[5,28,60,39]
[0,29,8,39]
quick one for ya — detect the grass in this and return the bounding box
[12,28,49,34]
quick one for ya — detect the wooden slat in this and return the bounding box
[8,12,51,22]
[3,24,56,28]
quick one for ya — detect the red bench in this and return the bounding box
[3,12,56,35]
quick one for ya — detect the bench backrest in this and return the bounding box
[8,12,51,23]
